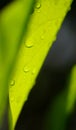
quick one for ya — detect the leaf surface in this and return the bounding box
[8,0,73,128]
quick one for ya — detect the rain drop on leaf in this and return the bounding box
[10,80,15,86]
[25,42,34,48]
[36,2,41,9]
[23,66,30,73]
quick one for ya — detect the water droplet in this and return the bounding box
[25,42,34,48]
[37,9,41,13]
[10,80,15,86]
[36,2,41,9]
[23,66,29,73]
[32,68,36,75]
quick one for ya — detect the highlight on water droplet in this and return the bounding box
[10,80,15,86]
[25,42,34,48]
[23,66,29,73]
[36,2,41,9]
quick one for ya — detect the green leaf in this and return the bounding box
[8,0,73,128]
[44,66,76,130]
[0,0,34,125]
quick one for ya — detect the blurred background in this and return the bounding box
[0,0,76,130]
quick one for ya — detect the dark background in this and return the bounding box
[0,0,14,10]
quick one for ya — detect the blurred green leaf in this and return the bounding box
[8,0,73,128]
[0,0,34,126]
[44,66,76,130]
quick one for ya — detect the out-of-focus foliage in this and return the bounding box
[44,66,76,130]
[0,0,34,127]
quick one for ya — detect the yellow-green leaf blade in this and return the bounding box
[9,0,73,128]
